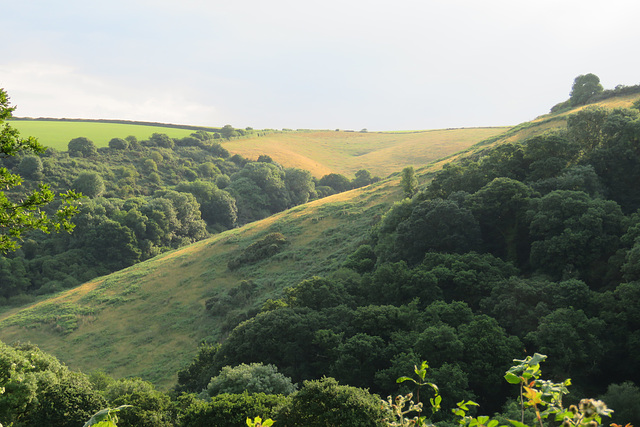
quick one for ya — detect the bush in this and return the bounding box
[275,377,386,427]
[18,154,43,178]
[343,244,377,273]
[228,233,288,270]
[109,137,129,150]
[105,378,174,427]
[68,136,97,157]
[179,392,286,427]
[599,381,640,427]
[203,363,296,397]
[72,172,105,198]
[26,372,107,427]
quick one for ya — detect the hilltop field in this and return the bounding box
[10,118,509,178]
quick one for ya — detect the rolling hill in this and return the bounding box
[9,118,510,178]
[2,93,639,389]
[221,127,510,177]
[0,180,402,388]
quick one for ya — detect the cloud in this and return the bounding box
[2,0,640,130]
[0,62,220,125]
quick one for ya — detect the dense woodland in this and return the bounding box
[169,103,640,425]
[0,130,378,303]
[2,81,640,426]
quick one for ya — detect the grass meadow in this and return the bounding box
[8,120,195,150]
[224,127,511,177]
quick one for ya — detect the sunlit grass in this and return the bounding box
[224,127,511,177]
[8,120,194,150]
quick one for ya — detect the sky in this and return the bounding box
[2,0,639,131]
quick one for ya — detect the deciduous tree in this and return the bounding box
[67,136,97,157]
[0,88,79,252]
[570,73,604,106]
[400,166,418,198]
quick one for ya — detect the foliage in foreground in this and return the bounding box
[75,353,624,427]
[0,88,80,253]
[383,354,615,427]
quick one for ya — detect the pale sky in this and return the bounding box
[2,0,639,131]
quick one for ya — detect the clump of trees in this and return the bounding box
[227,232,288,270]
[552,73,640,113]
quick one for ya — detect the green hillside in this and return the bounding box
[0,180,401,388]
[222,127,510,177]
[9,118,510,178]
[2,91,640,393]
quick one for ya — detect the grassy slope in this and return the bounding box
[222,128,510,177]
[8,118,509,178]
[0,181,401,389]
[1,94,638,389]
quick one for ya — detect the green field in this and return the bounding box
[8,120,195,150]
[8,119,512,178]
[225,127,511,178]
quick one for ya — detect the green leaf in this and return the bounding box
[507,419,531,427]
[83,406,133,427]
[415,361,429,380]
[554,410,572,422]
[504,372,521,384]
[397,376,417,384]
[528,353,547,366]
[488,420,500,427]
[457,400,479,411]
[477,416,490,424]
[453,409,466,418]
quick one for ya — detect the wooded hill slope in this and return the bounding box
[1,90,640,398]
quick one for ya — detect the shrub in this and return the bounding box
[179,392,285,427]
[72,172,105,198]
[203,363,296,397]
[68,136,97,157]
[109,137,129,150]
[228,233,288,270]
[276,377,386,427]
[18,154,43,178]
